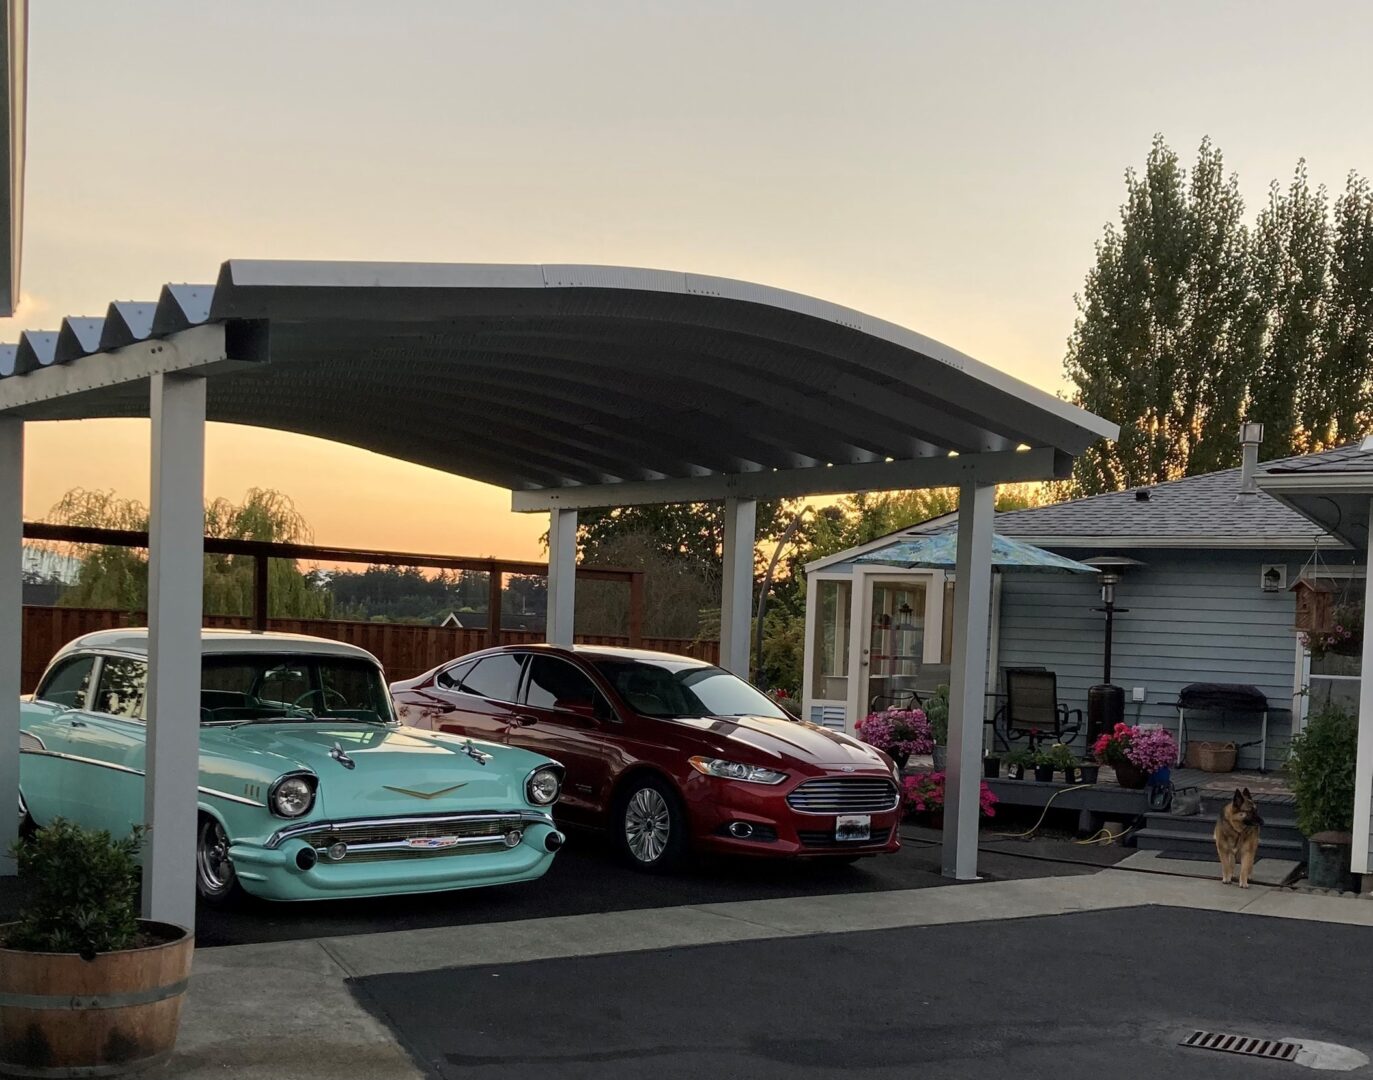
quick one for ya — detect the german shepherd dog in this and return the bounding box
[1214,788,1263,888]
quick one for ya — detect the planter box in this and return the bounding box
[0,921,193,1078]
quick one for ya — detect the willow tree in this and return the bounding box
[46,487,331,618]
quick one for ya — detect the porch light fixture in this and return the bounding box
[1261,565,1286,593]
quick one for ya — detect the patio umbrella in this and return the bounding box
[854,532,1099,574]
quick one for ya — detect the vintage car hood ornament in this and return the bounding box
[382,783,469,801]
[329,742,356,770]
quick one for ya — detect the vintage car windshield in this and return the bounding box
[200,654,395,725]
[589,658,788,720]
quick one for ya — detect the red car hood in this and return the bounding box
[666,714,890,770]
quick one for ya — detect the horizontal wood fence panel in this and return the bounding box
[19,606,718,693]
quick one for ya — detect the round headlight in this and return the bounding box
[271,775,316,818]
[526,767,561,806]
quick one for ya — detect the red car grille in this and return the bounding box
[797,826,895,848]
[786,777,900,814]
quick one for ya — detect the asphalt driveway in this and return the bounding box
[352,905,1373,1079]
[185,829,1116,947]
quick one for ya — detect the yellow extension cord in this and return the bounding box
[990,781,1129,846]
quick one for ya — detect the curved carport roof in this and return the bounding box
[0,260,1115,503]
[0,260,1117,911]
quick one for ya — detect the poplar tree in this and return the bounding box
[1249,162,1330,458]
[1316,172,1373,445]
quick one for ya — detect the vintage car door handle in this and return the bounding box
[68,717,87,727]
[511,714,539,727]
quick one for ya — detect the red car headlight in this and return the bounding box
[688,757,788,785]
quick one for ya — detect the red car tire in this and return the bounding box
[614,773,689,873]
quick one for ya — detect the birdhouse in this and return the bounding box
[1290,577,1335,633]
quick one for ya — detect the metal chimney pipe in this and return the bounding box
[1237,421,1264,499]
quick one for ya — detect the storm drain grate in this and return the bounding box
[1181,1030,1300,1062]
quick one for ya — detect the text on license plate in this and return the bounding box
[835,814,871,842]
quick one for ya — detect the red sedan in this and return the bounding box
[390,645,901,871]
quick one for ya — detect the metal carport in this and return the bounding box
[0,259,1117,923]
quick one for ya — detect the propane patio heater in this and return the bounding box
[1083,555,1144,744]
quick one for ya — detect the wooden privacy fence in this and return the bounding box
[18,605,719,694]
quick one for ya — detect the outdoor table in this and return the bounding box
[1165,682,1269,772]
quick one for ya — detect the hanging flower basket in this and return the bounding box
[1301,601,1364,661]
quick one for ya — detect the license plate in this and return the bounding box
[835,814,871,842]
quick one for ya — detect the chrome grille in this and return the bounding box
[283,814,531,862]
[798,826,894,849]
[786,777,899,814]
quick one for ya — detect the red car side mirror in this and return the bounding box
[555,699,600,723]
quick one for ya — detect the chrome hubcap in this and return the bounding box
[197,820,234,894]
[624,788,670,864]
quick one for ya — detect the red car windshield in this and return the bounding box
[590,658,788,720]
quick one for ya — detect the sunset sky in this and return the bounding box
[10,1,1372,560]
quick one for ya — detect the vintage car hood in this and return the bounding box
[205,722,549,816]
[666,714,889,769]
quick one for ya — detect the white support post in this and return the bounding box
[143,373,205,927]
[0,418,21,876]
[546,508,577,646]
[1350,498,1373,876]
[942,480,995,880]
[719,496,756,676]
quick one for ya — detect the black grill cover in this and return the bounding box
[1176,683,1267,712]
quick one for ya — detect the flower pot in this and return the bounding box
[0,921,193,1078]
[1307,833,1353,891]
[932,744,947,771]
[1062,766,1078,785]
[892,751,911,771]
[983,756,1001,779]
[926,810,945,830]
[1112,760,1148,789]
[1079,764,1100,784]
[1033,764,1055,783]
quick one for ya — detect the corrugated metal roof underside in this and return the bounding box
[0,260,1116,493]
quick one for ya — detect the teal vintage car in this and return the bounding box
[17,628,566,902]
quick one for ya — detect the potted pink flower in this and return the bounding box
[900,770,997,828]
[1092,722,1176,788]
[856,707,933,770]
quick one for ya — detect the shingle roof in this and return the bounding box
[1261,441,1373,475]
[911,444,1371,549]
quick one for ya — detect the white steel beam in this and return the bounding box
[511,447,1070,512]
[546,508,577,646]
[142,372,205,927]
[0,323,229,415]
[719,497,756,675]
[0,417,19,875]
[942,479,995,880]
[1351,497,1373,876]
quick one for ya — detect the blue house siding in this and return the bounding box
[997,550,1311,769]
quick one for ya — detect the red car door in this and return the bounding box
[410,653,526,744]
[506,653,617,825]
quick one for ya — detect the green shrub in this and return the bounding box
[1285,705,1359,836]
[1046,743,1078,770]
[925,684,949,745]
[6,819,145,958]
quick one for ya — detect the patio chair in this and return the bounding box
[995,668,1082,749]
[868,688,923,713]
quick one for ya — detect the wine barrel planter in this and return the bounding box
[0,921,193,1078]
